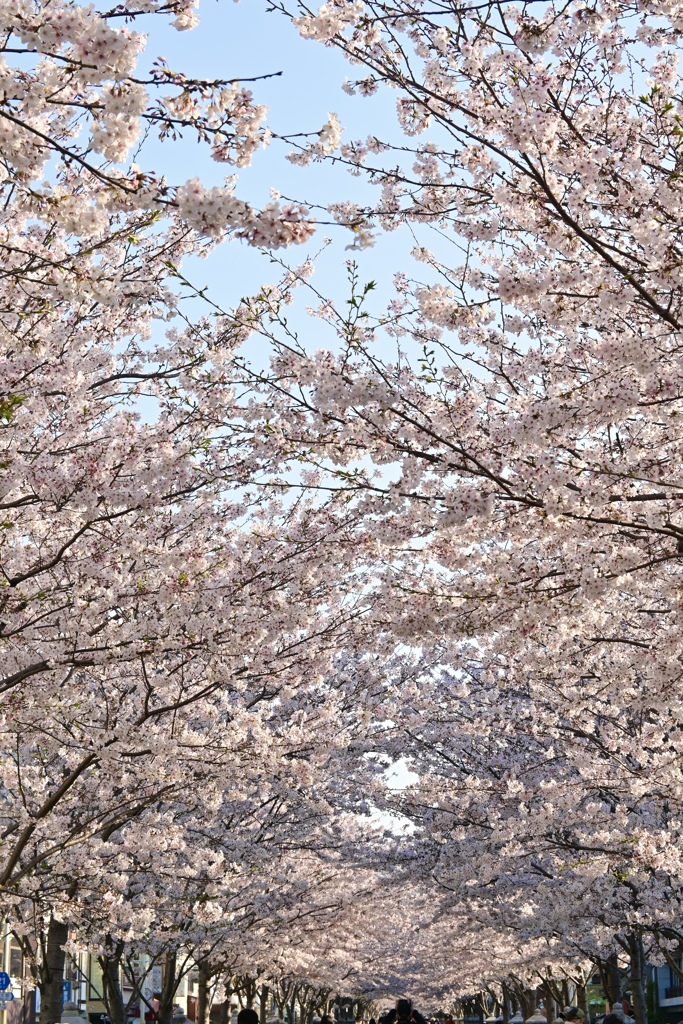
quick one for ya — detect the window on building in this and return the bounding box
[89,955,105,1003]
[9,943,22,978]
[124,954,143,992]
[65,956,81,983]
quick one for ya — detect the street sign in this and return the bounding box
[0,974,10,992]
[0,991,15,1002]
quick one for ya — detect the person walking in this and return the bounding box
[381,999,427,1024]
[238,1010,260,1024]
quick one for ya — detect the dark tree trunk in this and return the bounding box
[41,918,69,1024]
[628,934,648,1024]
[502,986,511,1024]
[541,984,555,1023]
[606,955,623,1007]
[260,987,269,1024]
[558,984,569,1013]
[219,989,233,1024]
[576,985,590,1023]
[243,979,257,1011]
[158,953,178,1024]
[197,963,212,1024]
[517,990,536,1020]
[99,946,126,1024]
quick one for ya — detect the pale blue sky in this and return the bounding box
[140,0,435,327]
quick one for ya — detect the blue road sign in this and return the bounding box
[0,992,14,1002]
[0,973,10,992]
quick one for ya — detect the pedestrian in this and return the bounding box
[562,1006,591,1024]
[238,1010,260,1024]
[381,999,427,1024]
[604,1004,633,1024]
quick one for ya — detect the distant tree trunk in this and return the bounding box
[628,934,649,1024]
[541,984,555,1023]
[99,944,126,1024]
[41,918,69,1024]
[502,986,511,1024]
[220,988,233,1024]
[158,953,178,1024]
[560,984,570,1012]
[576,984,590,1023]
[197,963,212,1024]
[260,987,270,1024]
[517,990,536,1020]
[244,980,257,1011]
[605,955,623,1007]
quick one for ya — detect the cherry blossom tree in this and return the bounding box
[10,0,683,1012]
[0,3,396,1019]
[202,0,683,1011]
